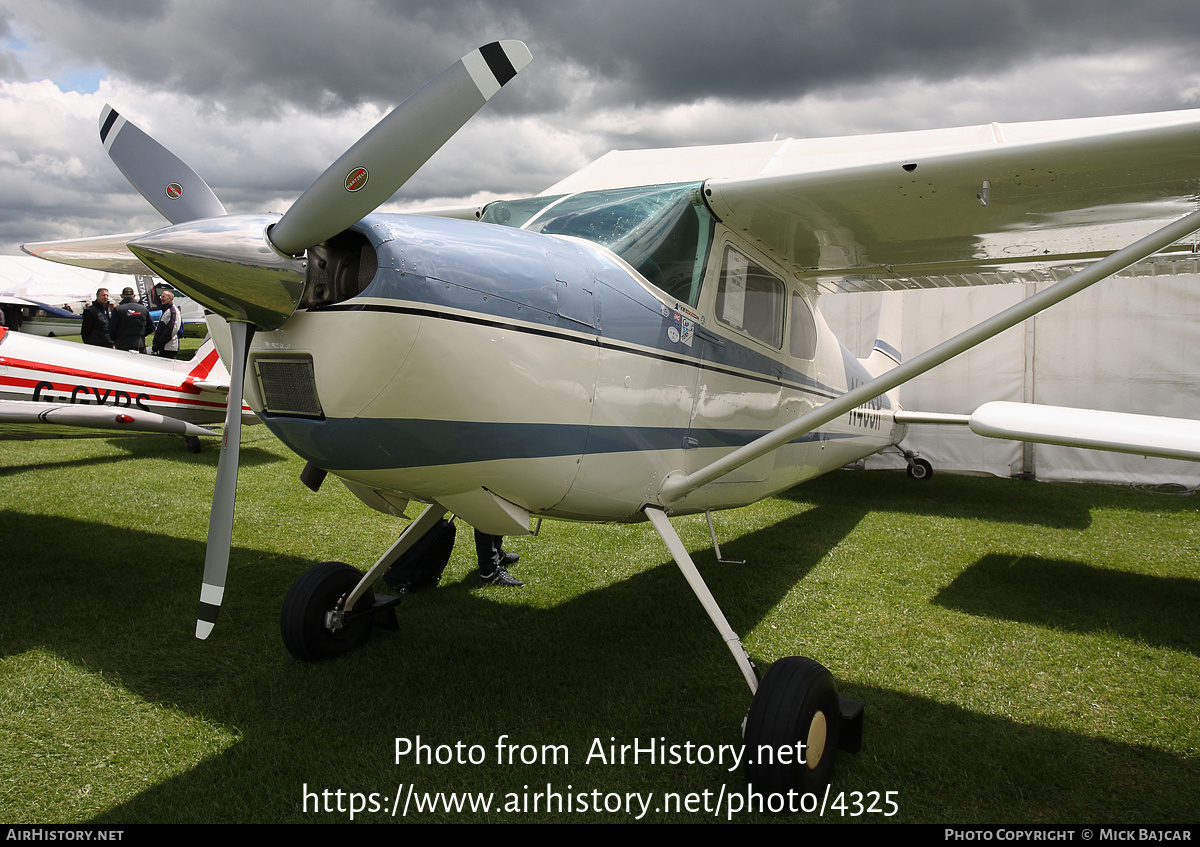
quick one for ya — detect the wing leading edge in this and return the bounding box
[26,110,1200,288]
[548,110,1200,292]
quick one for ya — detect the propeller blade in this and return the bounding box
[100,104,227,225]
[269,40,532,255]
[196,319,253,640]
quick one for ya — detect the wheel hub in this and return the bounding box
[805,711,827,770]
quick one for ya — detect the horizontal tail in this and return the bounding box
[174,336,229,390]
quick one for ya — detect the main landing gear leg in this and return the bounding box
[280,503,446,660]
[644,507,864,803]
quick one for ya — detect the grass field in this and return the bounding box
[1,428,1197,823]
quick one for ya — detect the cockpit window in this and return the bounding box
[789,291,817,360]
[715,246,784,349]
[481,183,715,308]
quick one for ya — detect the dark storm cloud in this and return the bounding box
[519,0,1200,104]
[7,0,517,114]
[14,0,1200,116]
[4,0,1200,254]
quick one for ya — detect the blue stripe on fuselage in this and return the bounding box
[259,415,859,471]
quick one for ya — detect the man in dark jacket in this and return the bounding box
[108,287,150,352]
[81,288,113,347]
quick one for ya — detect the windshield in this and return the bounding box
[481,182,715,307]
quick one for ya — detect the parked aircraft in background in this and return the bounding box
[0,328,250,448]
[0,295,79,336]
[22,40,1200,801]
[0,254,205,337]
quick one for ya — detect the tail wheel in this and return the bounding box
[281,561,374,661]
[744,656,840,801]
[906,457,933,480]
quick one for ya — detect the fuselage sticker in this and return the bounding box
[669,310,695,347]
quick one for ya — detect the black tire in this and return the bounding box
[906,457,933,480]
[281,561,374,661]
[744,656,840,805]
[184,436,201,454]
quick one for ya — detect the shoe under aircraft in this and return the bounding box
[22,40,1200,800]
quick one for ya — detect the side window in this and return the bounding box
[715,246,784,348]
[789,291,817,360]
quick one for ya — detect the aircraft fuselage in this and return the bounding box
[241,211,903,525]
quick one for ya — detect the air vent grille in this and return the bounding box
[254,356,324,419]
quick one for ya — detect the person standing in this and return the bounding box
[108,286,150,352]
[2,303,22,332]
[152,289,182,358]
[81,288,114,347]
[475,530,523,586]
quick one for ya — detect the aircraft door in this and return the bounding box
[684,243,785,483]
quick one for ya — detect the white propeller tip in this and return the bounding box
[465,41,533,101]
[497,40,532,73]
[197,580,226,640]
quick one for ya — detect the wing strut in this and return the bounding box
[659,207,1200,504]
[645,507,758,694]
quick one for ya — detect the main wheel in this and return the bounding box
[281,561,375,661]
[744,656,840,804]
[906,457,933,480]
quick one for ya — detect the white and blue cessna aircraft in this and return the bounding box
[23,40,1200,800]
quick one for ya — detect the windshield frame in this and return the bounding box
[481,182,716,307]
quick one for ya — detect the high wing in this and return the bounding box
[545,110,1200,292]
[21,233,149,276]
[30,110,1200,289]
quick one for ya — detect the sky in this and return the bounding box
[2,0,1200,255]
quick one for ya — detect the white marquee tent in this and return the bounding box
[821,273,1200,486]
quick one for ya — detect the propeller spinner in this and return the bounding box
[104,40,532,639]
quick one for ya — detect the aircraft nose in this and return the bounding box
[128,213,307,331]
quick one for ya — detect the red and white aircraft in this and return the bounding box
[21,40,1200,801]
[0,328,250,447]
